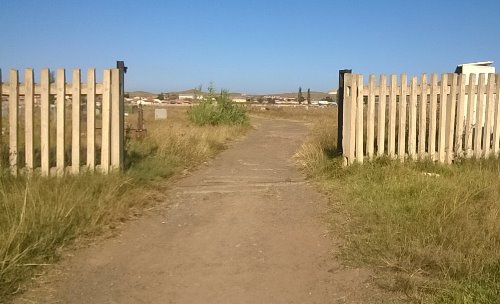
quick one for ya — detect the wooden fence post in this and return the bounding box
[101,69,112,173]
[87,68,96,171]
[9,70,19,176]
[25,69,35,171]
[40,69,50,176]
[117,61,126,168]
[56,68,66,175]
[72,69,81,174]
[337,69,351,154]
[111,69,122,170]
[347,74,357,165]
[377,75,387,156]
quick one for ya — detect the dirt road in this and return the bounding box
[16,118,384,304]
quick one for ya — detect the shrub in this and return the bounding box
[187,87,248,126]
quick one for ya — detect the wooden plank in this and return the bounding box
[474,74,485,158]
[429,73,438,160]
[0,69,2,165]
[418,74,428,158]
[9,70,19,175]
[347,74,357,165]
[454,74,466,157]
[56,68,66,175]
[464,74,476,157]
[366,74,375,159]
[398,74,407,161]
[388,75,397,158]
[437,74,448,163]
[87,68,96,170]
[377,75,387,156]
[445,74,458,164]
[111,69,121,170]
[72,69,81,174]
[342,73,351,165]
[40,69,50,176]
[101,69,111,173]
[356,75,364,164]
[493,74,500,156]
[25,69,35,171]
[408,76,417,160]
[483,73,495,158]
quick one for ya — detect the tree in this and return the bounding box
[157,93,164,100]
[307,88,311,105]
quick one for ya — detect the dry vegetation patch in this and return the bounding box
[0,106,249,301]
[291,107,500,303]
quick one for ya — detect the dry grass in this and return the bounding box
[294,108,500,303]
[0,106,249,301]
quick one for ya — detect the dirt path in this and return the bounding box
[16,118,386,304]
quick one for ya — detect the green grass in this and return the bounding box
[0,106,249,301]
[294,111,500,303]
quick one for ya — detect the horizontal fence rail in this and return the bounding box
[342,73,500,165]
[0,68,124,176]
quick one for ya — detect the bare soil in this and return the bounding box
[14,118,388,304]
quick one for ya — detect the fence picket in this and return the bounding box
[25,69,35,171]
[0,70,2,164]
[101,70,111,173]
[398,74,407,161]
[367,75,375,159]
[56,69,66,175]
[483,74,495,158]
[474,74,485,158]
[409,76,417,159]
[111,69,121,170]
[9,70,19,175]
[437,74,448,163]
[347,75,357,165]
[87,68,96,170]
[446,74,458,164]
[388,75,397,158]
[377,75,387,156]
[455,75,466,157]
[356,74,364,163]
[40,69,50,176]
[464,74,476,157]
[418,74,428,158]
[72,69,81,173]
[429,74,438,160]
[493,74,500,156]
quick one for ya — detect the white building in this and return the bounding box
[455,61,495,126]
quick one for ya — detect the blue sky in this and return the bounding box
[1,0,499,94]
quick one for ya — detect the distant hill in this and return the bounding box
[127,91,157,98]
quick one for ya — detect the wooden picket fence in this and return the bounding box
[0,67,124,176]
[341,73,500,165]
